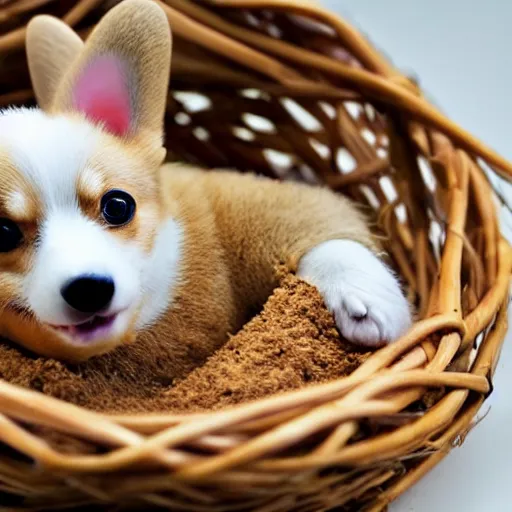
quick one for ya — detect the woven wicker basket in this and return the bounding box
[0,0,510,510]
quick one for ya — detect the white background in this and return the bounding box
[321,1,512,511]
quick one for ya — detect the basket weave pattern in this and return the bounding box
[0,1,510,510]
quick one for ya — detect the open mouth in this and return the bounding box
[51,314,118,343]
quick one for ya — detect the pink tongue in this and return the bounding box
[75,316,111,333]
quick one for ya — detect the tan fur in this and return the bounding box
[163,165,377,323]
[6,0,378,369]
[26,15,84,111]
[132,166,377,378]
[0,153,40,223]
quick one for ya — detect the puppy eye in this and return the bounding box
[101,190,136,226]
[0,218,23,252]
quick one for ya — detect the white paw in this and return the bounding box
[297,240,412,347]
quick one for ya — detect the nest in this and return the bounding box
[0,0,511,510]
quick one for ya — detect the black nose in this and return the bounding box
[61,275,115,314]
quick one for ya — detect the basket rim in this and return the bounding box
[0,240,507,426]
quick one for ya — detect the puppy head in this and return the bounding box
[0,0,180,361]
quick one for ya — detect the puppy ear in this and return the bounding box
[51,0,171,141]
[26,15,84,111]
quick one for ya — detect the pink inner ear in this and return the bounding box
[72,55,131,137]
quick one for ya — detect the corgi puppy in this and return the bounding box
[0,0,411,373]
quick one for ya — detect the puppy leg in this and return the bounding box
[184,168,412,344]
[297,239,412,346]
